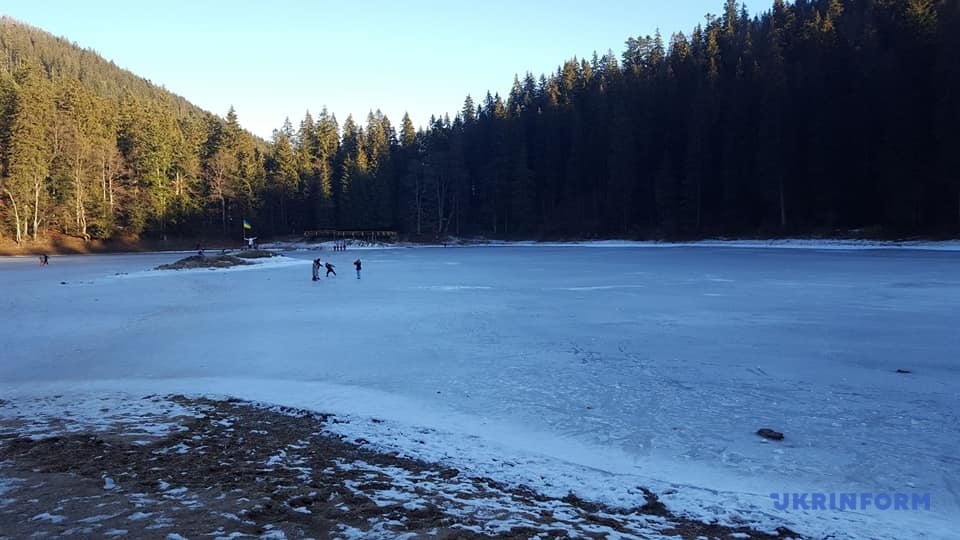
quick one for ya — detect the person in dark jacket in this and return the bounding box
[312,259,321,281]
[353,259,362,279]
[325,262,336,277]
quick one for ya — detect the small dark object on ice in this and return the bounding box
[896,369,912,374]
[757,428,784,441]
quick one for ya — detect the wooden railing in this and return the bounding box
[303,230,399,241]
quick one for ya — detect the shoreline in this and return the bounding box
[0,394,796,539]
[4,234,960,257]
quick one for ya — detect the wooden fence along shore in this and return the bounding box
[303,230,398,242]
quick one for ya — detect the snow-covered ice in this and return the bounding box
[2,244,958,538]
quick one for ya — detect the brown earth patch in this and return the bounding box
[0,397,800,539]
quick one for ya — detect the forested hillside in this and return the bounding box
[2,0,958,245]
[0,16,266,244]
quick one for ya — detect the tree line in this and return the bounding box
[2,0,958,245]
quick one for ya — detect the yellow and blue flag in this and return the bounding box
[242,219,252,230]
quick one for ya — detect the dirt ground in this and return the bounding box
[0,234,241,256]
[0,396,799,539]
[154,251,277,270]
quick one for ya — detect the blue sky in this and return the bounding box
[2,1,728,139]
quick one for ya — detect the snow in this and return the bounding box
[78,513,122,523]
[0,392,201,440]
[30,512,66,523]
[264,450,287,466]
[258,236,960,252]
[2,244,959,539]
[503,238,960,251]
[0,475,18,499]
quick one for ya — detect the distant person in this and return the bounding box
[197,243,204,257]
[312,259,321,281]
[354,259,362,279]
[325,262,336,277]
[39,254,49,267]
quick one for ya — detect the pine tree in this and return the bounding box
[53,80,105,240]
[5,67,56,241]
[337,115,364,228]
[313,108,339,228]
[266,119,300,233]
[167,114,204,237]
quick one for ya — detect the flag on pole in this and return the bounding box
[242,219,252,230]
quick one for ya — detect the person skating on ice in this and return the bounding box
[325,262,336,277]
[312,258,321,281]
[354,259,361,279]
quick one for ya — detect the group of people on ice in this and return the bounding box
[313,258,362,281]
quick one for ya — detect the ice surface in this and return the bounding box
[1,245,958,538]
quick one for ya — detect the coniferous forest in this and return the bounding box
[1,0,958,245]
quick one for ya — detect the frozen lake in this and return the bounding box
[2,245,958,538]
